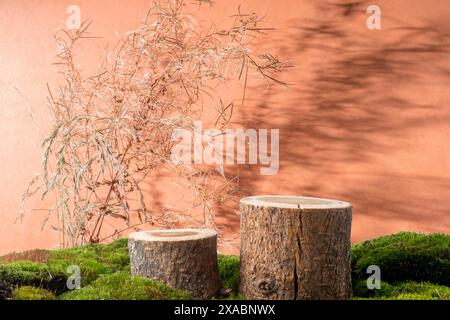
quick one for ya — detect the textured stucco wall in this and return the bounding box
[0,0,449,254]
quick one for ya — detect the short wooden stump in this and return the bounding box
[128,228,222,298]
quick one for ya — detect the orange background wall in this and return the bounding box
[0,0,449,255]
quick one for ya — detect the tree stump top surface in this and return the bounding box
[240,195,351,210]
[129,228,217,242]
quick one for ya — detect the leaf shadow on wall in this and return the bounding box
[222,0,450,237]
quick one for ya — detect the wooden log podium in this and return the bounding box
[239,195,352,300]
[129,228,222,298]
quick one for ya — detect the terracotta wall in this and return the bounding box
[0,0,449,255]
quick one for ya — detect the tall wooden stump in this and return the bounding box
[240,195,352,300]
[128,228,222,298]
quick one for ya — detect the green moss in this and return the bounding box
[0,261,67,295]
[354,281,450,300]
[0,238,130,298]
[389,281,450,300]
[352,280,394,298]
[13,286,55,300]
[49,238,129,271]
[391,293,435,300]
[0,280,13,299]
[47,238,130,286]
[351,232,450,286]
[218,254,240,292]
[59,271,193,300]
[2,232,450,300]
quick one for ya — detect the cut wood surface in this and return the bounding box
[128,228,222,298]
[240,195,352,300]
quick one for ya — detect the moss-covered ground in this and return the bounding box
[0,232,448,300]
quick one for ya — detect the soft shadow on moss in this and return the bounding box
[218,254,240,292]
[0,261,68,297]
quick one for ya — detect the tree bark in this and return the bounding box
[128,228,222,298]
[239,195,352,300]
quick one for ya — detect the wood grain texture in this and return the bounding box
[128,229,222,298]
[239,196,352,300]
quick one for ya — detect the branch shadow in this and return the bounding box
[227,0,450,239]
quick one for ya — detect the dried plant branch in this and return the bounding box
[21,0,287,248]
